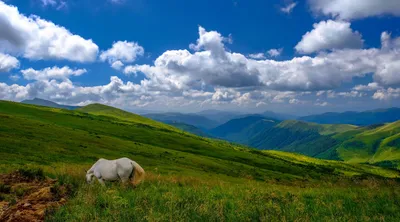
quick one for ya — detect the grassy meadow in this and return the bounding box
[1,100,400,221]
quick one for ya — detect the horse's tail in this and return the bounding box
[131,161,145,186]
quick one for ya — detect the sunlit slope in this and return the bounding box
[333,121,400,168]
[238,119,356,156]
[77,103,175,130]
[277,120,357,135]
[265,150,397,178]
[0,100,399,180]
[299,107,400,125]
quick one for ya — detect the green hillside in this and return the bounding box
[277,120,357,135]
[299,107,400,125]
[210,114,400,170]
[77,103,174,130]
[1,100,400,221]
[326,121,400,169]
[3,101,388,180]
[144,112,219,129]
[165,121,212,137]
[211,117,357,157]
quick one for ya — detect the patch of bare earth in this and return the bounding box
[0,172,68,222]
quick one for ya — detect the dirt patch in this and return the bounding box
[0,171,68,222]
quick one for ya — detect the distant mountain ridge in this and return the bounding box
[261,111,297,120]
[143,112,219,129]
[317,120,400,169]
[165,121,213,137]
[299,108,400,125]
[210,115,270,138]
[209,115,357,157]
[12,99,400,169]
[195,109,244,124]
[21,98,80,110]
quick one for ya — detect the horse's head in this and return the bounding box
[85,171,94,184]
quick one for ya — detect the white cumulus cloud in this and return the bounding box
[373,88,400,100]
[2,25,400,110]
[267,48,283,57]
[21,66,87,81]
[0,1,98,62]
[308,0,400,20]
[125,26,400,93]
[0,53,19,72]
[248,53,266,60]
[100,41,144,65]
[315,101,329,106]
[353,82,382,91]
[111,61,124,70]
[295,20,363,54]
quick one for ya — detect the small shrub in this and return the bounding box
[9,198,17,205]
[51,183,65,200]
[12,186,28,197]
[55,174,81,198]
[0,183,11,193]
[18,168,45,181]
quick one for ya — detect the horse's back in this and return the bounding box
[109,158,132,180]
[117,157,132,162]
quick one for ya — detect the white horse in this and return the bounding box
[86,157,145,187]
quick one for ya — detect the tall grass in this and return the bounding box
[47,172,400,222]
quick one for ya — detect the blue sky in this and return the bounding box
[1,0,400,115]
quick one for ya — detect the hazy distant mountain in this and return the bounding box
[21,98,80,110]
[209,115,357,157]
[164,121,213,137]
[195,109,244,124]
[261,111,297,120]
[299,108,400,125]
[210,115,268,138]
[143,112,219,129]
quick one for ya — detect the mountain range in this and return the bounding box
[17,98,400,169]
[211,114,400,169]
[299,108,400,125]
[210,115,355,156]
[143,112,220,130]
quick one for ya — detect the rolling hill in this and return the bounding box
[143,112,219,129]
[163,121,213,137]
[318,121,400,169]
[299,107,400,125]
[210,115,269,138]
[76,103,172,130]
[1,100,400,221]
[21,98,81,110]
[261,110,297,120]
[209,114,400,169]
[209,115,357,157]
[195,109,243,124]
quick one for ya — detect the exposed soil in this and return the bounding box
[0,171,69,222]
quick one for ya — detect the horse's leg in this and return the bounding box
[118,177,129,188]
[130,174,137,188]
[117,167,131,187]
[97,178,106,186]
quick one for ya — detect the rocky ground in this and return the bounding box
[0,171,69,222]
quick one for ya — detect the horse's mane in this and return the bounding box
[131,161,145,186]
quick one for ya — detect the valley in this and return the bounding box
[17,98,400,169]
[1,100,400,221]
